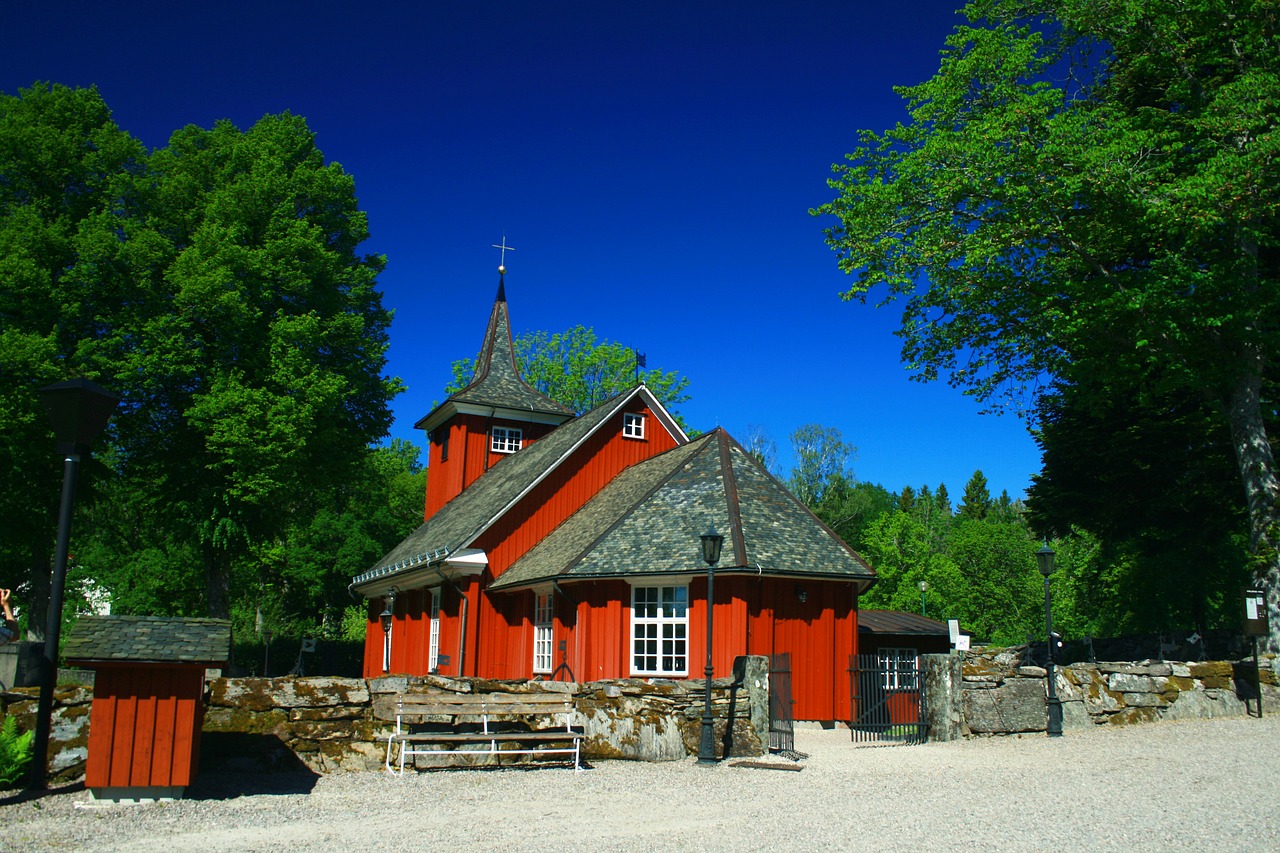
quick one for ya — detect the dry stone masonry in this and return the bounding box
[958,646,1279,735]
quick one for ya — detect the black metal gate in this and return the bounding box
[848,653,928,745]
[769,653,795,755]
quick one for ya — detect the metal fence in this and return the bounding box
[769,653,796,755]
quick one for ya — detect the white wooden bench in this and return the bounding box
[385,692,584,775]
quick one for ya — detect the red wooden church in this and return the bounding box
[352,274,876,721]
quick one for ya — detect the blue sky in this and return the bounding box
[2,1,1043,499]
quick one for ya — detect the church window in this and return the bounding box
[630,584,688,676]
[491,426,523,453]
[623,413,646,439]
[428,587,441,672]
[533,591,553,674]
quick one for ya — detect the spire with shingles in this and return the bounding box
[419,276,573,428]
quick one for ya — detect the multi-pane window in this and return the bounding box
[623,412,646,439]
[877,647,918,690]
[491,426,523,453]
[428,588,441,673]
[533,592,554,674]
[631,585,688,676]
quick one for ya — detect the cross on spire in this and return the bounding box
[492,235,515,273]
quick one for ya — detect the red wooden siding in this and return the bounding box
[425,415,561,519]
[84,664,205,789]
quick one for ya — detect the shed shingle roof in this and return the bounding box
[491,428,876,590]
[858,610,950,636]
[64,615,231,665]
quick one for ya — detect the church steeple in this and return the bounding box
[416,269,576,517]
[443,275,573,418]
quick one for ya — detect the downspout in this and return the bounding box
[483,407,496,474]
[553,580,580,682]
[442,574,469,676]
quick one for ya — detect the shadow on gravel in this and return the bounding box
[0,780,85,808]
[189,732,320,799]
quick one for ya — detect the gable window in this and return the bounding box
[623,412,646,439]
[877,647,918,690]
[428,587,441,673]
[630,584,688,676]
[439,431,449,462]
[491,426,523,453]
[533,591,554,674]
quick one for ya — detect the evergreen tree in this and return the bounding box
[958,471,991,521]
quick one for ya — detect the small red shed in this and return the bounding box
[64,615,230,802]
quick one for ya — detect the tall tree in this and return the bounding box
[958,471,991,521]
[787,424,857,507]
[0,83,146,636]
[449,325,691,428]
[815,0,1280,647]
[93,114,400,617]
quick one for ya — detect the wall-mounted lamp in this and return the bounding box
[794,585,808,604]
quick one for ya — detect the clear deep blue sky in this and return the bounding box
[2,0,1043,499]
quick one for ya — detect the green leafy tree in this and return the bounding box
[814,0,1280,648]
[788,424,857,507]
[949,517,1043,644]
[0,83,146,636]
[1029,377,1252,631]
[449,325,691,428]
[85,113,400,618]
[860,510,965,618]
[811,475,895,553]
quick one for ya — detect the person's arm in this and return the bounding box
[0,589,17,643]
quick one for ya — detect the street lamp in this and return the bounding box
[380,593,395,673]
[1037,542,1063,737]
[919,580,929,618]
[697,526,723,764]
[29,378,119,789]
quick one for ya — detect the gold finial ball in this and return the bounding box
[498,264,506,274]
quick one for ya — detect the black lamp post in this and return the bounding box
[380,598,394,672]
[29,378,119,789]
[697,526,723,764]
[1036,542,1063,737]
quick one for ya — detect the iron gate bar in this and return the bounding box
[848,653,928,745]
[768,653,796,756]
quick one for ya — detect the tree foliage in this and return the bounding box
[815,0,1280,647]
[1,82,405,631]
[448,325,691,428]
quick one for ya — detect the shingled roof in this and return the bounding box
[63,615,231,665]
[415,278,573,434]
[352,385,680,595]
[490,428,876,590]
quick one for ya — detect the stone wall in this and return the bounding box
[2,656,770,779]
[957,645,1279,735]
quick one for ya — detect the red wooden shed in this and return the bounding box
[350,274,878,722]
[64,615,230,802]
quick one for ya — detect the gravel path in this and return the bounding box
[5,715,1278,852]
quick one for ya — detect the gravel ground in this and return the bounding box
[4,714,1278,852]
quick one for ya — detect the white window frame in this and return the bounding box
[630,583,689,676]
[533,590,554,675]
[623,412,646,440]
[877,646,918,690]
[427,587,441,673]
[491,426,523,453]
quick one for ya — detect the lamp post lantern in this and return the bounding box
[697,527,723,764]
[919,580,929,618]
[29,379,119,789]
[1037,543,1063,737]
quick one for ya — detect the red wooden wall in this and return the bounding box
[84,664,206,789]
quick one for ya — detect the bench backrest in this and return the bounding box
[396,692,574,721]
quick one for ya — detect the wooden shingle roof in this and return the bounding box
[490,428,876,590]
[64,615,231,665]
